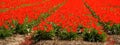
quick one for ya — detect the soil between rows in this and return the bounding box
[0,35,120,45]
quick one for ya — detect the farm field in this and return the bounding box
[0,0,120,45]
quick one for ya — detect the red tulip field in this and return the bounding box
[0,0,120,45]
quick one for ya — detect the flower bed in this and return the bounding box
[0,0,120,45]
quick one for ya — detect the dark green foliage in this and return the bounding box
[11,17,31,34]
[51,22,61,36]
[40,13,50,19]
[58,30,79,40]
[32,30,55,43]
[0,23,13,39]
[0,30,12,39]
[104,23,120,35]
[77,25,84,34]
[82,28,107,42]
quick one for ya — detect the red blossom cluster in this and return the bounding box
[37,0,102,32]
[85,0,120,24]
[0,0,64,25]
[0,0,120,34]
